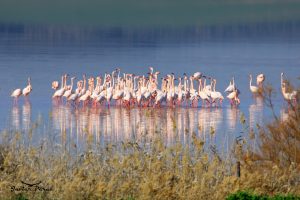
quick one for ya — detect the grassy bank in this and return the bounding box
[0,134,298,199]
[0,0,300,27]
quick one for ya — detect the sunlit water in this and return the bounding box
[0,24,299,151]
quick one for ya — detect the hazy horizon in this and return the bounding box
[1,0,300,27]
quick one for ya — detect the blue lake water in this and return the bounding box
[0,24,299,151]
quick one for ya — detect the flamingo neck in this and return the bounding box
[60,76,64,89]
[70,78,74,90]
[210,79,213,89]
[213,80,216,92]
[64,76,68,89]
[154,74,158,84]
[190,78,194,90]
[133,78,137,91]
[117,70,120,84]
[82,75,86,90]
[102,74,107,87]
[111,71,115,88]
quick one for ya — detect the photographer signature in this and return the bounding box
[11,180,52,192]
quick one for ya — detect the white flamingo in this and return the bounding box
[79,74,87,96]
[52,81,59,90]
[249,74,259,94]
[68,91,80,105]
[155,89,166,107]
[79,90,91,106]
[11,88,22,104]
[198,79,210,107]
[210,79,224,107]
[225,77,235,93]
[227,89,240,106]
[256,73,265,87]
[189,76,198,107]
[22,77,32,97]
[281,72,297,104]
[63,77,76,99]
[193,71,203,80]
[52,75,66,100]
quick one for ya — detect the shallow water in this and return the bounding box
[0,23,299,150]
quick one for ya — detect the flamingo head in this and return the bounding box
[149,66,154,72]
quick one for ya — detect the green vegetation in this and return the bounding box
[227,191,300,200]
[0,0,300,27]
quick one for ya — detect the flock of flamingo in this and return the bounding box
[10,68,298,108]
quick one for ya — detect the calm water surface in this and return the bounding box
[0,24,299,151]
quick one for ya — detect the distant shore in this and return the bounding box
[1,0,300,27]
[1,21,300,44]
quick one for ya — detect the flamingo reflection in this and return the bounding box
[48,106,236,148]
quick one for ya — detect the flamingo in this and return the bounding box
[189,76,198,107]
[225,77,240,106]
[249,74,259,94]
[11,88,22,104]
[68,91,80,105]
[22,77,32,98]
[123,87,132,107]
[105,71,116,108]
[155,89,166,107]
[79,90,91,106]
[52,81,59,90]
[91,76,102,101]
[79,74,87,96]
[203,78,212,97]
[198,78,210,107]
[193,71,203,80]
[281,72,297,105]
[176,77,184,105]
[95,90,106,105]
[282,84,297,105]
[227,89,240,106]
[52,74,66,101]
[282,83,297,99]
[256,73,265,87]
[225,77,235,93]
[63,77,76,99]
[210,79,224,107]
